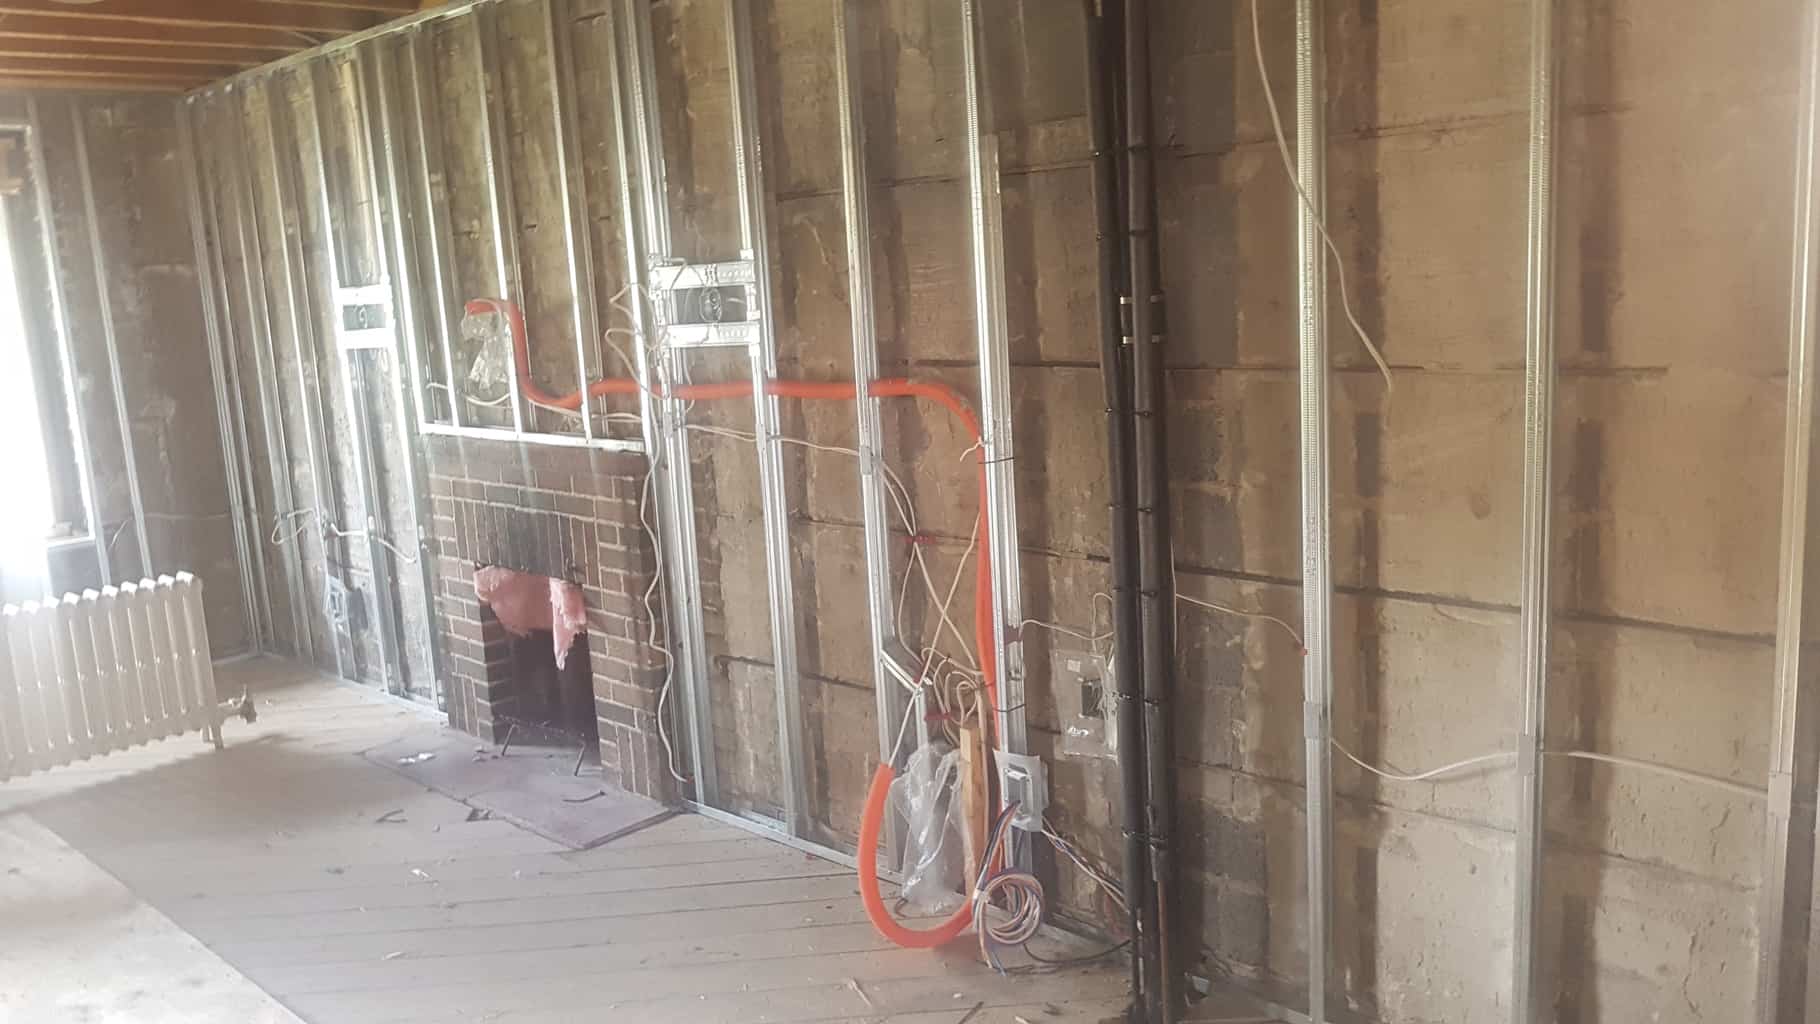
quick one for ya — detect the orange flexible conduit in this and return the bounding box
[470,298,996,947]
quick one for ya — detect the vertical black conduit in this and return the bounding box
[1124,0,1178,1018]
[1085,1,1154,1018]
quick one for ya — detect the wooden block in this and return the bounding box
[957,722,990,894]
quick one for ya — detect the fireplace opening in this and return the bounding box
[474,566,598,761]
[502,629,597,751]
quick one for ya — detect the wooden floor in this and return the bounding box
[0,657,1157,1024]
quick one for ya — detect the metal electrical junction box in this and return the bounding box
[335,284,394,350]
[650,257,759,348]
[997,751,1047,832]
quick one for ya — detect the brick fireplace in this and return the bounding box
[424,434,673,803]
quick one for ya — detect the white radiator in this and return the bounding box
[0,573,222,781]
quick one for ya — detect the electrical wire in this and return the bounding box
[972,801,1045,972]
[636,459,691,785]
[1331,739,1515,783]
[1547,750,1766,800]
[1329,737,1768,800]
[269,507,419,565]
[1042,819,1127,911]
[1246,0,1393,389]
[1018,938,1131,968]
[1171,561,1306,652]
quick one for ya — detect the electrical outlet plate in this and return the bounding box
[997,751,1047,831]
[1057,651,1116,760]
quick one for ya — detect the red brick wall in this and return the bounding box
[424,434,674,803]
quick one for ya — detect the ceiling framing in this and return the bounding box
[0,0,424,92]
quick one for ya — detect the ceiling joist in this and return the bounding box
[0,1,404,37]
[0,0,420,91]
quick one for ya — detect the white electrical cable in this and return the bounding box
[1329,737,1767,800]
[1547,750,1766,800]
[1247,0,1393,389]
[1332,739,1515,783]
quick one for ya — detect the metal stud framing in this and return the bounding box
[224,88,315,657]
[1294,0,1335,1020]
[1511,0,1559,1018]
[959,0,1031,869]
[1757,2,1820,1019]
[364,40,447,706]
[832,0,918,855]
[608,0,718,806]
[25,100,114,592]
[545,0,606,445]
[193,99,277,651]
[473,4,527,436]
[176,98,261,655]
[304,57,404,692]
[262,76,349,679]
[71,105,154,582]
[726,0,811,837]
[405,27,465,431]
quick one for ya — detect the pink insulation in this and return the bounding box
[473,566,589,669]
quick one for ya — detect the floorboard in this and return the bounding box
[0,657,1273,1023]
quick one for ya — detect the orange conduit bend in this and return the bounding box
[472,297,1000,948]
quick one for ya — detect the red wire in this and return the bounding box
[470,298,999,946]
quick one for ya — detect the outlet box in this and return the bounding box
[997,751,1047,831]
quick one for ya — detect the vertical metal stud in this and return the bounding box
[833,0,917,853]
[473,4,528,435]
[1511,0,1559,1019]
[264,76,348,681]
[367,40,449,707]
[1294,1,1334,1020]
[1757,2,1820,1019]
[27,99,113,590]
[224,89,315,658]
[545,0,603,443]
[727,0,810,837]
[305,58,403,692]
[177,97,260,653]
[71,104,153,580]
[959,0,1031,868]
[608,0,718,805]
[406,27,465,430]
[192,96,277,650]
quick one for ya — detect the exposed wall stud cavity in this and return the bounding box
[609,0,718,805]
[29,100,115,592]
[177,98,259,655]
[726,0,811,838]
[224,88,313,657]
[72,104,153,582]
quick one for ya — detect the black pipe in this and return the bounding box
[1083,1,1154,1018]
[1123,0,1177,1019]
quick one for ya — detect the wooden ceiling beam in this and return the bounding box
[0,37,269,67]
[0,56,232,82]
[0,1,394,35]
[0,75,190,93]
[264,0,416,11]
[0,15,312,52]
[0,15,302,51]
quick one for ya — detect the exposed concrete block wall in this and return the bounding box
[4,92,247,655]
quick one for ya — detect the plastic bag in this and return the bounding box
[463,309,512,399]
[888,741,967,914]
